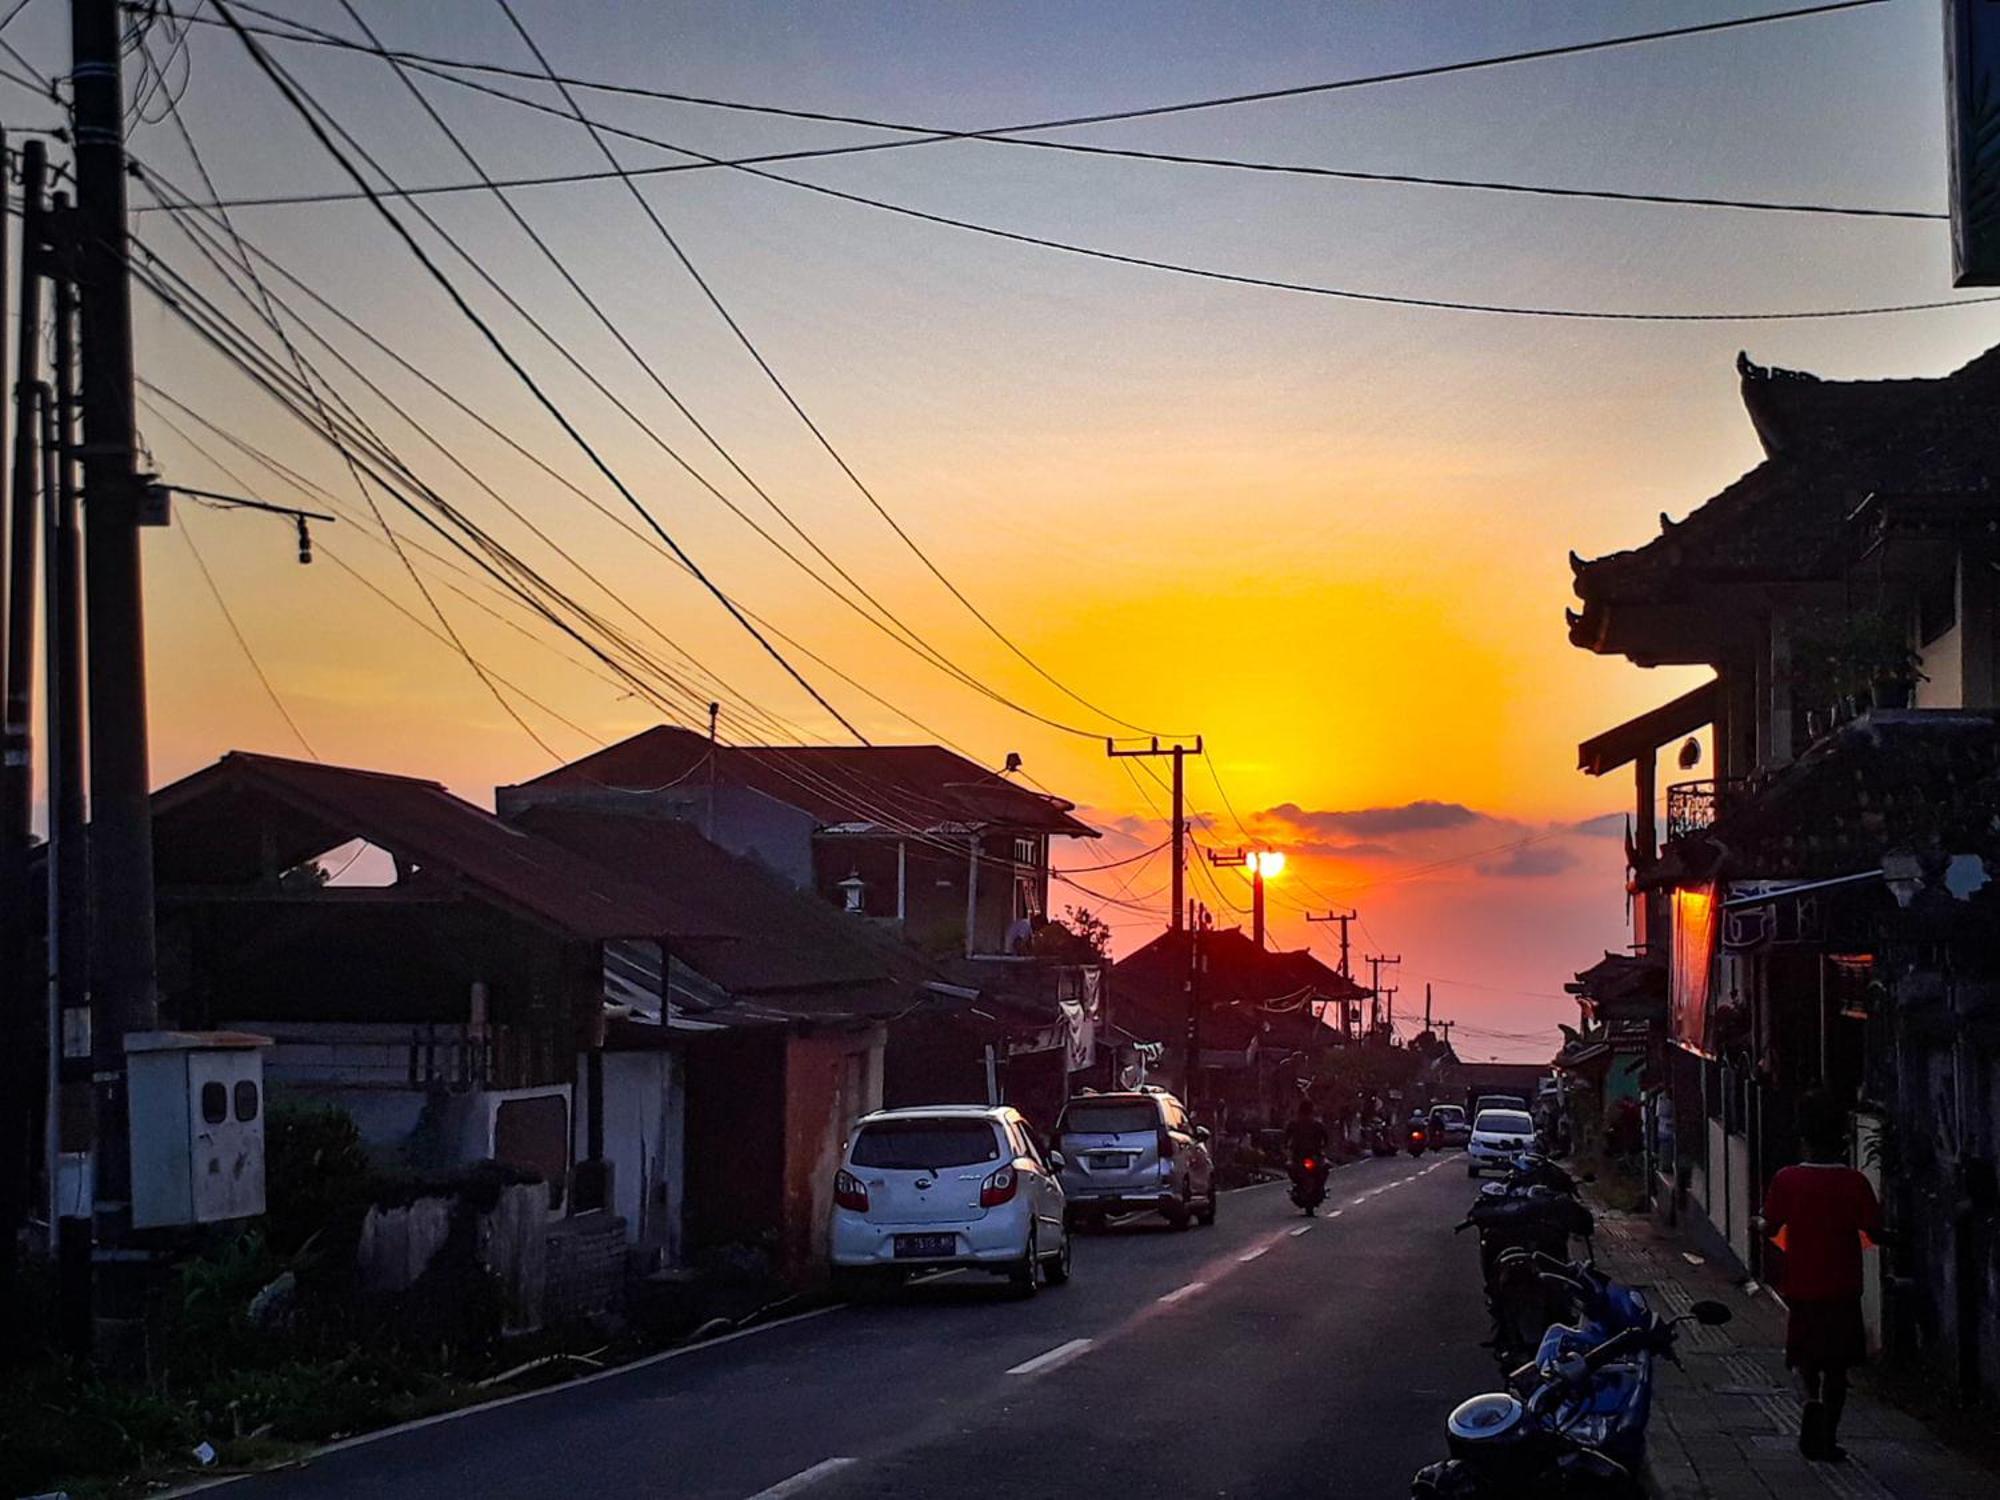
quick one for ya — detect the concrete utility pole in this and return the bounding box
[1425,982,1434,1031]
[73,0,162,1364]
[1105,735,1201,931]
[1305,909,1356,977]
[1365,953,1401,1038]
[1,131,45,1302]
[1205,846,1275,948]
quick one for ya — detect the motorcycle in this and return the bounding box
[1500,1153,1577,1197]
[1366,1119,1398,1158]
[1288,1153,1330,1215]
[1407,1122,1430,1157]
[1410,1300,1733,1497]
[1458,1184,1595,1288]
[1485,1251,1651,1372]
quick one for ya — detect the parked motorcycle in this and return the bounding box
[1485,1251,1651,1373]
[1410,1300,1733,1497]
[1289,1153,1330,1215]
[1458,1184,1596,1288]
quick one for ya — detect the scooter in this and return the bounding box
[1459,1184,1596,1289]
[1408,1121,1430,1157]
[1410,1300,1733,1497]
[1485,1251,1652,1373]
[1289,1153,1330,1215]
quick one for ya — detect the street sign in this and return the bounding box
[1946,0,2000,285]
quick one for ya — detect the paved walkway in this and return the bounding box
[1589,1208,1993,1500]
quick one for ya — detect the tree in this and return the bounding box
[1029,905,1112,962]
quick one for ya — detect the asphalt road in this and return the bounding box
[222,1150,1496,1500]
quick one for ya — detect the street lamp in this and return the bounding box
[1208,847,1285,947]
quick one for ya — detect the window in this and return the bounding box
[200,1081,227,1125]
[1012,837,1040,866]
[233,1080,260,1123]
[850,1118,1002,1169]
[1057,1101,1159,1136]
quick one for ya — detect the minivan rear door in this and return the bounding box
[848,1118,1003,1225]
[1057,1099,1161,1189]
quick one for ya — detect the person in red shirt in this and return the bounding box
[1757,1096,1885,1463]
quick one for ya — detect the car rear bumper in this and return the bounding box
[829,1206,1029,1270]
[1061,1189,1180,1214]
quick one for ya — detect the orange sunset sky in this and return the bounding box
[12,1,2000,1058]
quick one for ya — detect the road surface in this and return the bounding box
[225,1151,1494,1500]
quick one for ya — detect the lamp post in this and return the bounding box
[1207,848,1285,947]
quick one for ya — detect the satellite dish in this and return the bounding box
[1678,736,1702,770]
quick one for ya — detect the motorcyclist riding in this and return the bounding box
[1286,1098,1331,1213]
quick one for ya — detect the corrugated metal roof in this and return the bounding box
[505,725,1096,838]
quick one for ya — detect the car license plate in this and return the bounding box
[893,1233,955,1259]
[1089,1153,1130,1169]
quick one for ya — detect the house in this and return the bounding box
[1565,343,2000,1395]
[497,727,1098,957]
[1110,926,1370,1130]
[499,728,1108,1132]
[149,751,953,1295]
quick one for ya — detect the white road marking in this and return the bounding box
[1328,1209,1344,1218]
[1007,1337,1094,1376]
[745,1457,860,1500]
[1238,1244,1270,1263]
[1349,1197,1368,1206]
[1158,1280,1208,1304]
[1289,1223,1315,1237]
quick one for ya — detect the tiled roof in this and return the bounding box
[505,725,1096,837]
[516,804,924,999]
[1569,345,2000,650]
[153,752,678,941]
[1566,951,1666,1024]
[1110,927,1365,1049]
[1664,711,2000,883]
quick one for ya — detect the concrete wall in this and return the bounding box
[355,1179,549,1334]
[781,1029,884,1278]
[577,1049,684,1263]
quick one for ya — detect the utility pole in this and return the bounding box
[1,132,46,1301]
[73,0,162,1364]
[1365,953,1401,1039]
[1305,909,1356,978]
[1425,982,1434,1031]
[1183,916,1207,1110]
[1105,735,1201,931]
[46,203,94,1359]
[1204,847,1264,947]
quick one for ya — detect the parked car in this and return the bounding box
[1466,1108,1539,1177]
[1474,1093,1529,1119]
[1428,1104,1470,1148]
[830,1105,1071,1296]
[1055,1087,1217,1229]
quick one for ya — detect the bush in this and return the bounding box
[263,1099,371,1258]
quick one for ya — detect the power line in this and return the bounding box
[182,1,1937,223]
[485,0,1163,740]
[176,512,320,760]
[208,1,867,741]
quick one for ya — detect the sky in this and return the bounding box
[7,0,2000,1059]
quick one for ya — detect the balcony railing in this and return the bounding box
[1665,778,1744,843]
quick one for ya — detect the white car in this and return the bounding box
[830,1104,1071,1297]
[1466,1108,1539,1177]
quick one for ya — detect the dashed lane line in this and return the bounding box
[1289,1224,1315,1237]
[1006,1337,1094,1376]
[1237,1244,1270,1263]
[1158,1280,1208,1304]
[744,1457,859,1500]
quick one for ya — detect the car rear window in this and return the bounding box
[850,1119,1001,1169]
[1431,1107,1465,1121]
[1059,1102,1158,1135]
[1477,1111,1534,1135]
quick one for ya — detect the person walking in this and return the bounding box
[1756,1093,1885,1463]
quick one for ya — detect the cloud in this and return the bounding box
[1475,843,1579,879]
[1285,838,1400,860]
[1569,812,1627,839]
[1262,799,1482,837]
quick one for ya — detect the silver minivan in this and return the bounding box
[1055,1088,1217,1229]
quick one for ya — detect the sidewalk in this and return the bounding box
[1589,1208,1993,1500]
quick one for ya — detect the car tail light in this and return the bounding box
[979,1165,1018,1208]
[1157,1126,1176,1159]
[834,1169,868,1212]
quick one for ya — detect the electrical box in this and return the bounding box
[126,1030,272,1229]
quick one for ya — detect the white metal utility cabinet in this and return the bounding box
[125,1030,273,1229]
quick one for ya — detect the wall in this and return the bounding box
[681,1028,787,1256]
[781,1029,884,1279]
[579,1049,684,1263]
[1917,619,1965,709]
